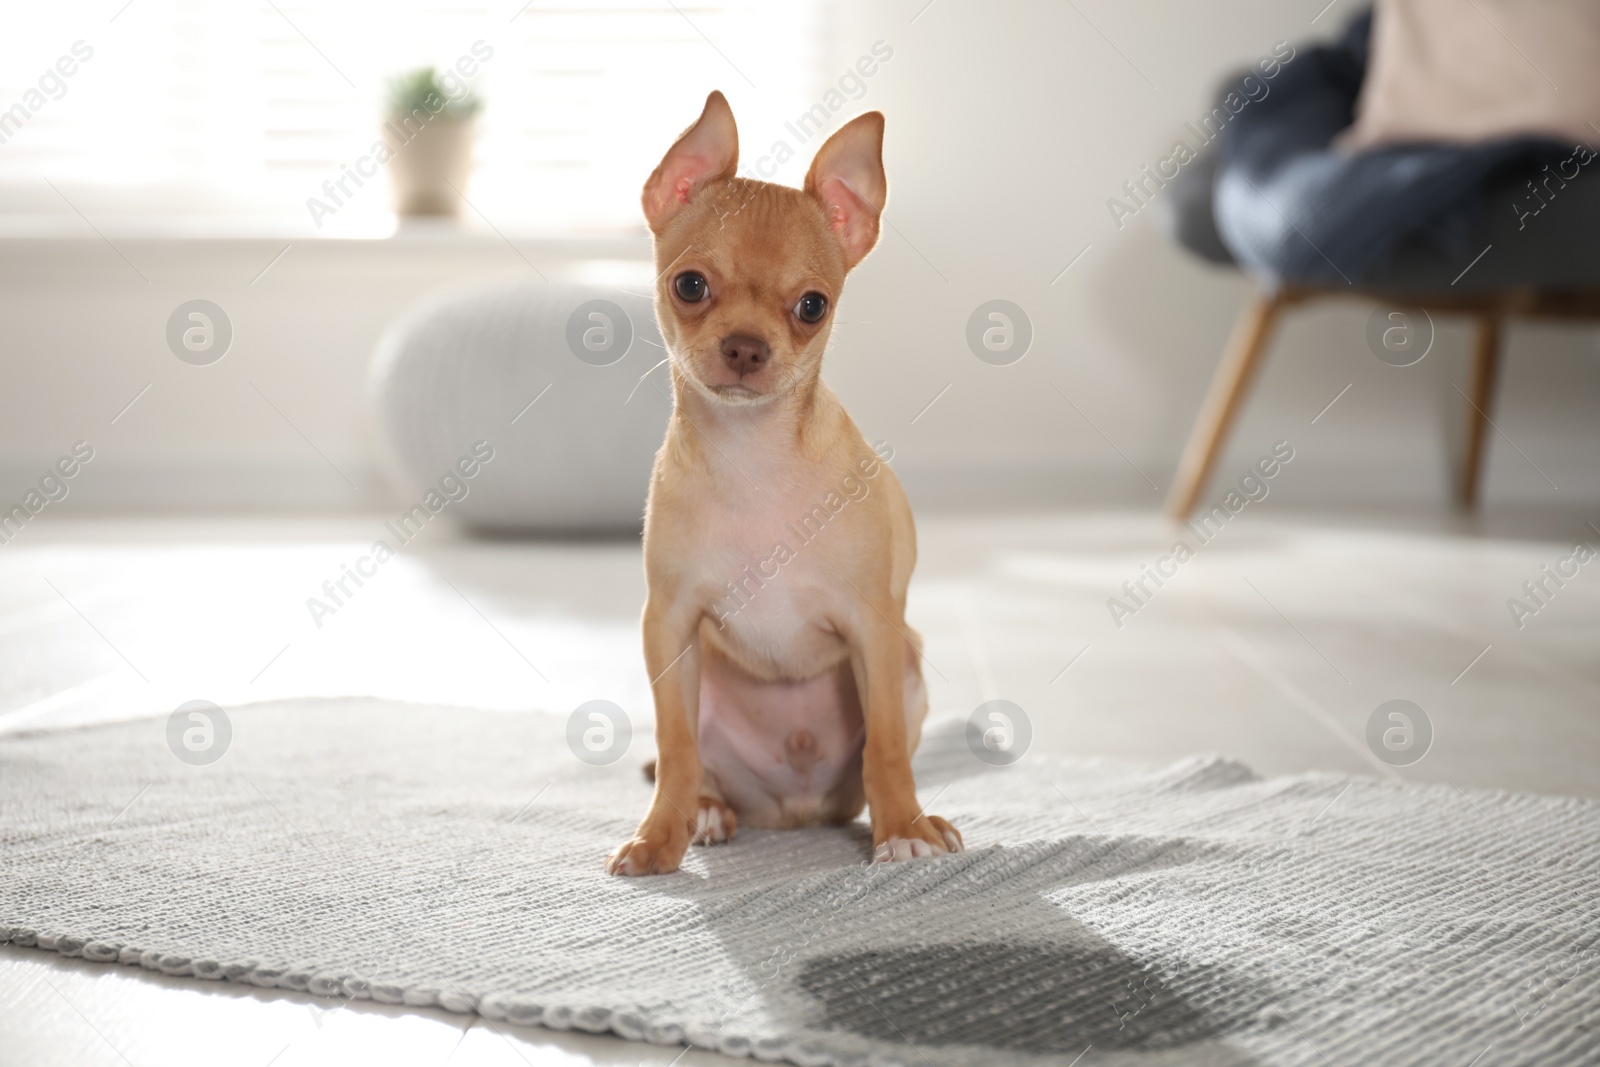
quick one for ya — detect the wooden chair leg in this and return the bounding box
[1458,312,1503,509]
[1167,287,1285,519]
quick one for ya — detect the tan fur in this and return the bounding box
[605,92,962,876]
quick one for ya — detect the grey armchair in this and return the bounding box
[1160,62,1600,517]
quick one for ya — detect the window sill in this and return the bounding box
[0,212,653,252]
[0,214,658,287]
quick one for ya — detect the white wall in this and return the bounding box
[822,0,1600,509]
[3,0,1597,515]
[0,233,608,513]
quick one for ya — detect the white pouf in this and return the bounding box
[369,282,670,533]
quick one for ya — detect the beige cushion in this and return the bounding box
[1341,0,1600,150]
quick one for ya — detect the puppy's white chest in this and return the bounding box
[697,509,851,676]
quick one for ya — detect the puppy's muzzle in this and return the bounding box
[720,333,770,376]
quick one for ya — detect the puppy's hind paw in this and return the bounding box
[692,797,738,846]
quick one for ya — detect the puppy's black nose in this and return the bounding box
[720,334,770,375]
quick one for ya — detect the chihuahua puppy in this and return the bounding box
[606,91,962,876]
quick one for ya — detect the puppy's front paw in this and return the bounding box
[692,796,738,846]
[605,829,688,876]
[873,814,963,863]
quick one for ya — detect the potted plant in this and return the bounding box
[383,67,482,218]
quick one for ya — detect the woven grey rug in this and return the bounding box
[2,700,1596,1066]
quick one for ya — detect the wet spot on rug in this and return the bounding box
[798,940,1242,1054]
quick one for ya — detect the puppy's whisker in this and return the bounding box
[626,357,672,404]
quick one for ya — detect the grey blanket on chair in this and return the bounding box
[2,699,1597,1066]
[1213,10,1574,285]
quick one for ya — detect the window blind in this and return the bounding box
[0,1,828,234]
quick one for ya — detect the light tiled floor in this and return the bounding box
[2,507,1597,1065]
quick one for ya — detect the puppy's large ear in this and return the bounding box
[642,91,739,233]
[804,111,886,269]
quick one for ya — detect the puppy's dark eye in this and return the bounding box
[674,272,707,302]
[794,292,828,324]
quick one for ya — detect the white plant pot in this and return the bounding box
[384,115,475,217]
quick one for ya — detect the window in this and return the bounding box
[0,1,830,235]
